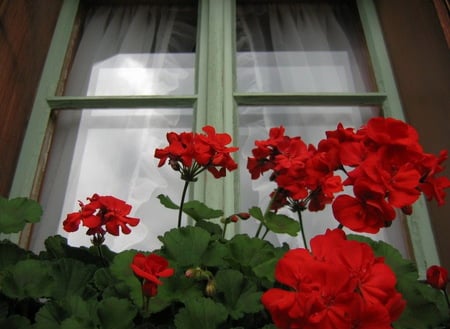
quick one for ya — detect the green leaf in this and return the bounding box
[248,207,264,222]
[264,212,300,236]
[34,297,98,329]
[49,258,97,299]
[34,301,67,329]
[0,315,31,329]
[41,235,99,264]
[227,234,281,272]
[97,297,137,329]
[0,240,33,271]
[159,226,211,266]
[174,297,228,329]
[150,274,202,313]
[214,269,263,320]
[1,259,53,299]
[157,194,180,209]
[0,197,42,233]
[109,250,142,307]
[182,200,223,221]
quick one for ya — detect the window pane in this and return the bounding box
[64,4,197,96]
[237,105,410,258]
[236,1,376,92]
[32,108,193,252]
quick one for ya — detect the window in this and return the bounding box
[9,0,439,275]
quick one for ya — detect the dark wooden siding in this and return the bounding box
[376,0,450,269]
[0,0,62,197]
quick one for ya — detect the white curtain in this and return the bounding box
[235,2,409,256]
[33,2,409,257]
[31,4,196,252]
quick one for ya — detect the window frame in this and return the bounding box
[8,0,440,276]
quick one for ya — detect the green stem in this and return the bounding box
[255,188,280,238]
[337,223,344,229]
[178,179,190,228]
[296,209,309,251]
[444,288,450,310]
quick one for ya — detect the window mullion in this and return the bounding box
[357,0,440,276]
[194,0,237,217]
[46,95,197,109]
[234,92,387,106]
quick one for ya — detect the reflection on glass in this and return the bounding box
[237,106,409,258]
[236,1,376,92]
[65,4,197,96]
[32,108,193,252]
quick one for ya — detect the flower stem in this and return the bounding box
[178,179,190,228]
[444,288,450,310]
[255,188,279,238]
[296,209,309,251]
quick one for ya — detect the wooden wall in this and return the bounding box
[376,0,450,269]
[0,0,62,197]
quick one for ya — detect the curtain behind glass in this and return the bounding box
[236,2,409,256]
[31,4,197,252]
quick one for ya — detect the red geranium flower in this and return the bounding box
[63,194,140,239]
[262,229,405,328]
[131,253,175,297]
[155,126,238,181]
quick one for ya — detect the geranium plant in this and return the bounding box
[0,119,449,329]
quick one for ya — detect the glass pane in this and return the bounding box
[236,1,376,92]
[237,106,410,257]
[64,4,197,96]
[32,108,193,252]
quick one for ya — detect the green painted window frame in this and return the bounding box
[8,0,439,276]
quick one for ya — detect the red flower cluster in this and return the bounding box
[131,253,174,297]
[248,118,450,233]
[426,265,448,290]
[247,126,343,212]
[63,194,140,240]
[262,229,405,329]
[329,117,450,233]
[154,125,238,180]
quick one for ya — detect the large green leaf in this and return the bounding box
[34,296,98,329]
[97,297,137,329]
[1,259,53,299]
[33,301,67,329]
[227,234,281,272]
[150,274,203,313]
[0,197,42,233]
[0,315,32,329]
[159,226,211,266]
[0,240,33,271]
[109,250,142,307]
[174,297,228,329]
[182,200,223,221]
[49,258,97,299]
[214,269,263,320]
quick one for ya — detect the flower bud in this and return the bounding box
[230,215,239,223]
[426,265,448,290]
[401,205,413,215]
[237,212,250,220]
